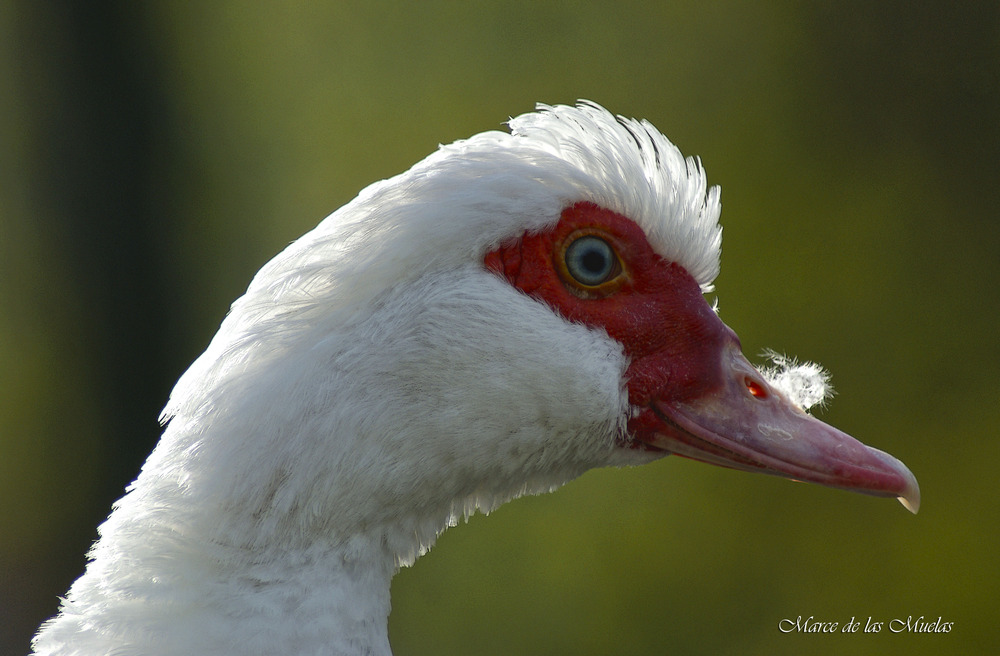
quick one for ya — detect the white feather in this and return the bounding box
[760,349,834,412]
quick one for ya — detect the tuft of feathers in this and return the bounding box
[760,349,834,412]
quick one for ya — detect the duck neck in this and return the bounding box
[199,536,397,656]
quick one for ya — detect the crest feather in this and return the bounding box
[508,101,723,290]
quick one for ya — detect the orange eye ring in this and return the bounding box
[555,228,627,298]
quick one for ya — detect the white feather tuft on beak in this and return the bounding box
[760,349,834,412]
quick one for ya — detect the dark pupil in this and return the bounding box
[581,249,607,274]
[566,236,616,286]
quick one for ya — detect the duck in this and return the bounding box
[32,101,919,656]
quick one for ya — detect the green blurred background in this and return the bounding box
[2,2,997,654]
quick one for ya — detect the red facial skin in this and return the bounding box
[485,201,920,512]
[486,202,741,444]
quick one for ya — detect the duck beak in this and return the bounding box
[630,343,920,513]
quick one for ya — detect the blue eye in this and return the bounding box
[564,235,618,286]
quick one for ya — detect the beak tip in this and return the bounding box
[897,473,921,514]
[898,494,919,514]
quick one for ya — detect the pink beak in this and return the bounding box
[632,342,920,513]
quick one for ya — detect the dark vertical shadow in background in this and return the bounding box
[5,3,171,653]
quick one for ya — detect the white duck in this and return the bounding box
[32,101,919,656]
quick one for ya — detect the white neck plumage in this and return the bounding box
[185,537,397,656]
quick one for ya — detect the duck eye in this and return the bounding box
[564,235,619,286]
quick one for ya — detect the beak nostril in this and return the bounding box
[745,376,768,399]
